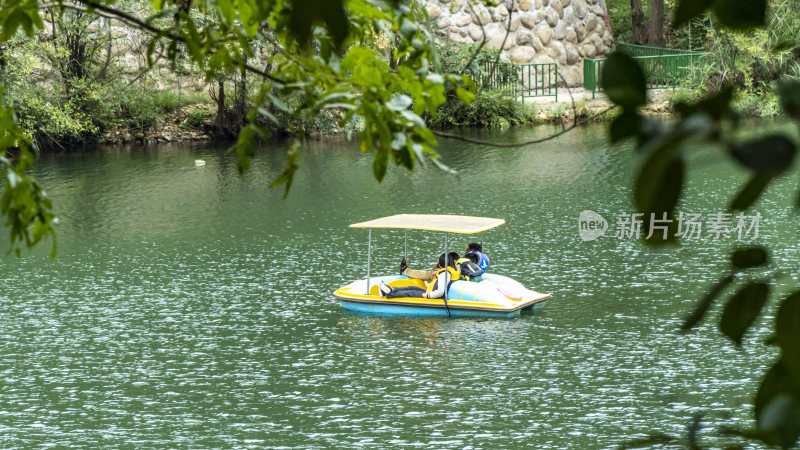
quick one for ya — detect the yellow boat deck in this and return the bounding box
[334,278,550,313]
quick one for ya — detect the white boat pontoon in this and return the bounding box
[333,214,550,318]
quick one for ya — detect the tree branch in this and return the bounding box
[58,0,288,85]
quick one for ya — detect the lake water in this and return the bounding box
[1,123,795,447]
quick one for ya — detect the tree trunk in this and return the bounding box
[629,0,648,45]
[236,54,247,128]
[215,80,225,134]
[647,0,665,47]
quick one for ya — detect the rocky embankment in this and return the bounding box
[98,104,215,145]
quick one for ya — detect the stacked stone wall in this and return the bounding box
[425,0,614,87]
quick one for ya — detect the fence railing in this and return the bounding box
[614,42,706,57]
[478,61,559,101]
[584,58,604,98]
[584,49,709,98]
[481,60,519,97]
[518,63,558,101]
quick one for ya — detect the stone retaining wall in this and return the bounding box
[425,0,614,87]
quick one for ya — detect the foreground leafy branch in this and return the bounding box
[606,0,800,446]
[0,94,56,257]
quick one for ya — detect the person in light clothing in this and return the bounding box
[379,253,460,299]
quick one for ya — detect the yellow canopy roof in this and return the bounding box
[350,214,505,234]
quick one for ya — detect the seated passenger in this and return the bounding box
[399,252,460,282]
[464,243,490,272]
[380,253,460,299]
[456,254,484,281]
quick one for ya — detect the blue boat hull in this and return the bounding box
[338,298,546,318]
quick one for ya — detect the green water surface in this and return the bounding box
[1,123,796,448]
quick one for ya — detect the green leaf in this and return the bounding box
[455,87,475,105]
[320,0,349,48]
[758,395,800,448]
[776,292,800,382]
[730,175,770,211]
[731,247,768,268]
[386,95,413,112]
[269,145,300,199]
[610,109,641,143]
[618,433,679,449]
[673,0,715,28]
[681,275,734,331]
[697,85,734,121]
[778,80,800,119]
[713,0,767,29]
[755,361,800,448]
[731,135,796,177]
[719,282,769,346]
[373,148,388,182]
[0,7,25,41]
[288,0,314,45]
[756,361,800,421]
[635,152,684,220]
[601,52,647,109]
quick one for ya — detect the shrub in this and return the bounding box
[183,110,213,128]
[434,89,536,128]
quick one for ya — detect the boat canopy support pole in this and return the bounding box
[443,232,451,317]
[366,229,372,295]
[404,229,407,263]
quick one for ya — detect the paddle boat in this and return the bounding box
[333,214,550,318]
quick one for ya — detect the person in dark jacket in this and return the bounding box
[464,243,490,272]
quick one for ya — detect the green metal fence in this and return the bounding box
[583,44,710,98]
[481,60,519,97]
[614,42,705,57]
[517,63,558,101]
[583,57,604,98]
[478,61,559,101]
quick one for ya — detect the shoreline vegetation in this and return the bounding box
[2,0,797,150]
[88,85,785,146]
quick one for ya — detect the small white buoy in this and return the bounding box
[194,160,206,166]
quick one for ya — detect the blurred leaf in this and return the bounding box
[719,282,769,346]
[610,109,642,143]
[635,150,684,223]
[778,80,800,119]
[759,393,800,448]
[756,362,800,420]
[755,364,800,450]
[373,147,388,182]
[731,135,796,177]
[0,7,25,41]
[697,85,735,121]
[269,145,300,199]
[731,247,768,268]
[618,433,679,449]
[682,275,734,331]
[320,0,349,48]
[455,87,475,105]
[772,40,793,54]
[687,413,704,448]
[730,175,770,211]
[289,0,348,48]
[713,0,767,29]
[386,95,413,112]
[673,0,715,28]
[601,52,647,109]
[776,292,800,382]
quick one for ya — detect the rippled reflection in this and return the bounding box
[0,124,791,447]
